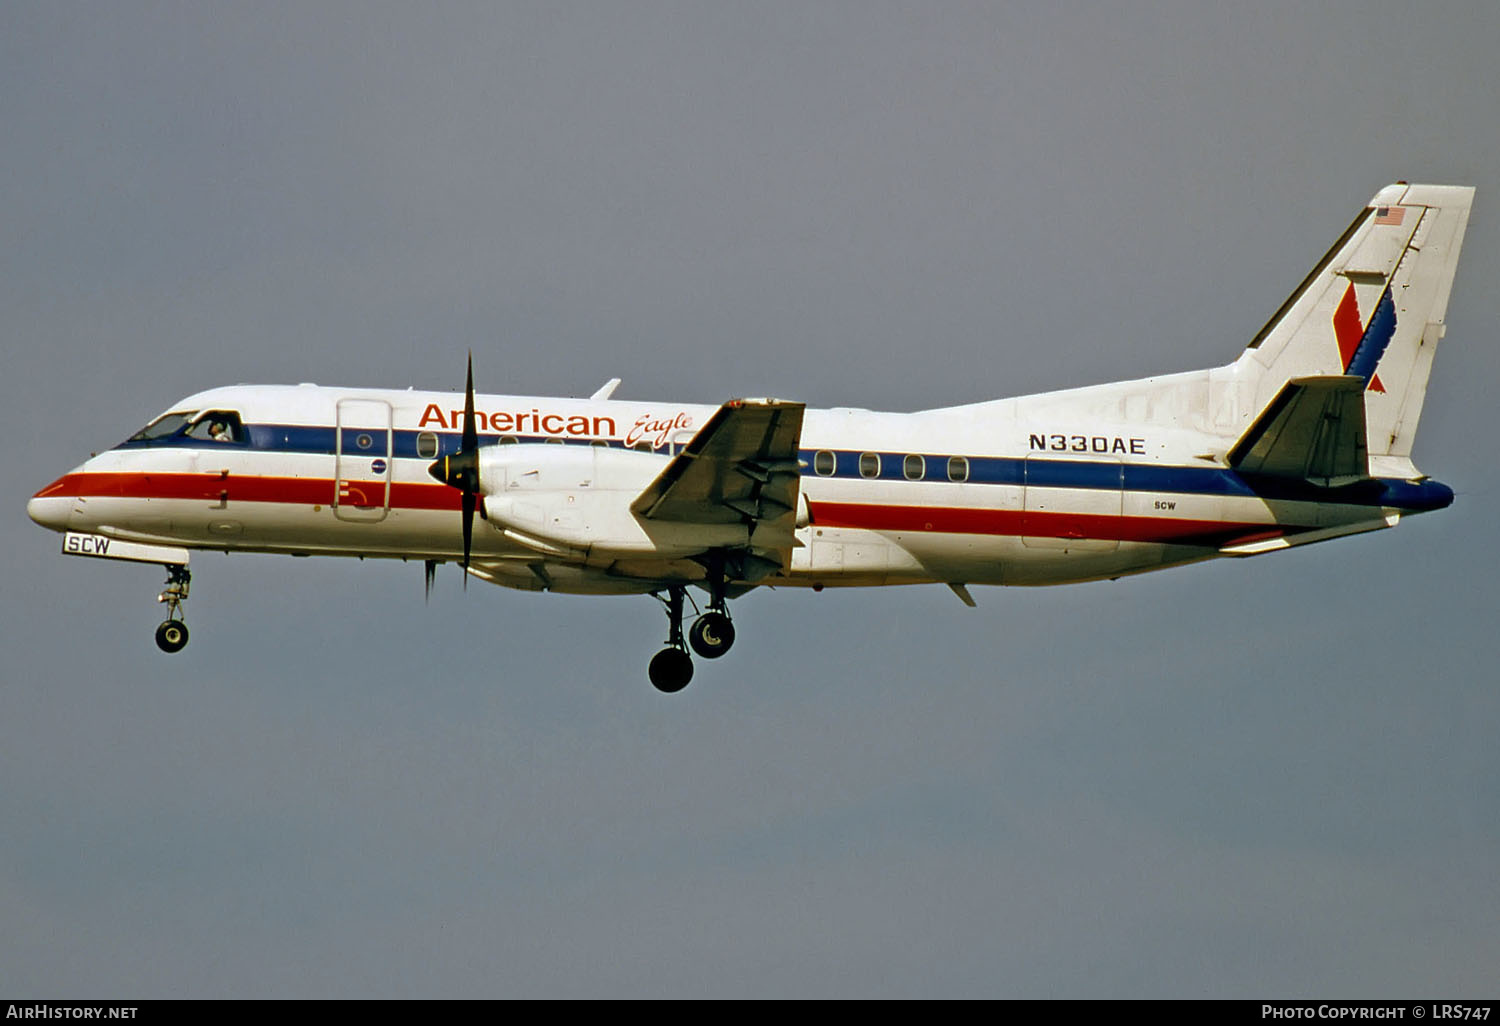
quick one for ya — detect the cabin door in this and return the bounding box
[333,398,393,523]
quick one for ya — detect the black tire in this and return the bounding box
[688,612,735,659]
[648,648,694,693]
[155,619,189,653]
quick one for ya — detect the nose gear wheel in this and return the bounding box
[155,619,189,653]
[154,564,192,653]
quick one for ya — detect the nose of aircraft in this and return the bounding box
[28,478,76,531]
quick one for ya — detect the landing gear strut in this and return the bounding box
[688,555,735,660]
[154,564,191,653]
[648,585,694,693]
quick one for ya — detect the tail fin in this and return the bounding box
[1235,183,1473,462]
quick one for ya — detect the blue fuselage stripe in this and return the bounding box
[114,425,1455,513]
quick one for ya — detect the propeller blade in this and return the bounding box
[462,351,478,453]
[425,352,484,593]
[424,559,437,602]
[461,490,475,589]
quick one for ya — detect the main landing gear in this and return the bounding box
[688,611,734,659]
[154,564,191,653]
[647,572,737,693]
[688,561,735,660]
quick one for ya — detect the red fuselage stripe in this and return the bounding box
[35,472,461,511]
[37,473,1292,546]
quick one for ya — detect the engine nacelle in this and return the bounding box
[476,444,749,558]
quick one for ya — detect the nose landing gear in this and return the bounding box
[154,564,191,653]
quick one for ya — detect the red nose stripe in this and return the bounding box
[31,472,463,512]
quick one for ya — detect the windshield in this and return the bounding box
[127,411,197,442]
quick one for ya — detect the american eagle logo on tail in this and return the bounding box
[1332,281,1395,393]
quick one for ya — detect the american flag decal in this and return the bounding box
[1374,206,1405,226]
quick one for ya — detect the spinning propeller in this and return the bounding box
[427,352,483,584]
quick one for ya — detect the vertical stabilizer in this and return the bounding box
[1235,184,1473,460]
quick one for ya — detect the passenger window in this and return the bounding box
[498,435,519,445]
[814,450,836,476]
[948,456,969,482]
[185,411,245,444]
[904,454,925,480]
[632,440,654,452]
[545,437,566,445]
[591,439,611,448]
[859,452,880,478]
[416,431,439,458]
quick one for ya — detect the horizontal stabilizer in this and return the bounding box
[1228,376,1369,486]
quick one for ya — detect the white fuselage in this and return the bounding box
[27,373,1452,596]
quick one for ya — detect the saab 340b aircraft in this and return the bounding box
[28,183,1472,692]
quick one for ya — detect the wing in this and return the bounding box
[630,398,806,581]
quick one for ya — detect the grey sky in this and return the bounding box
[4,1,1497,997]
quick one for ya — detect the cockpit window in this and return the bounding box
[128,411,197,442]
[184,411,246,444]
